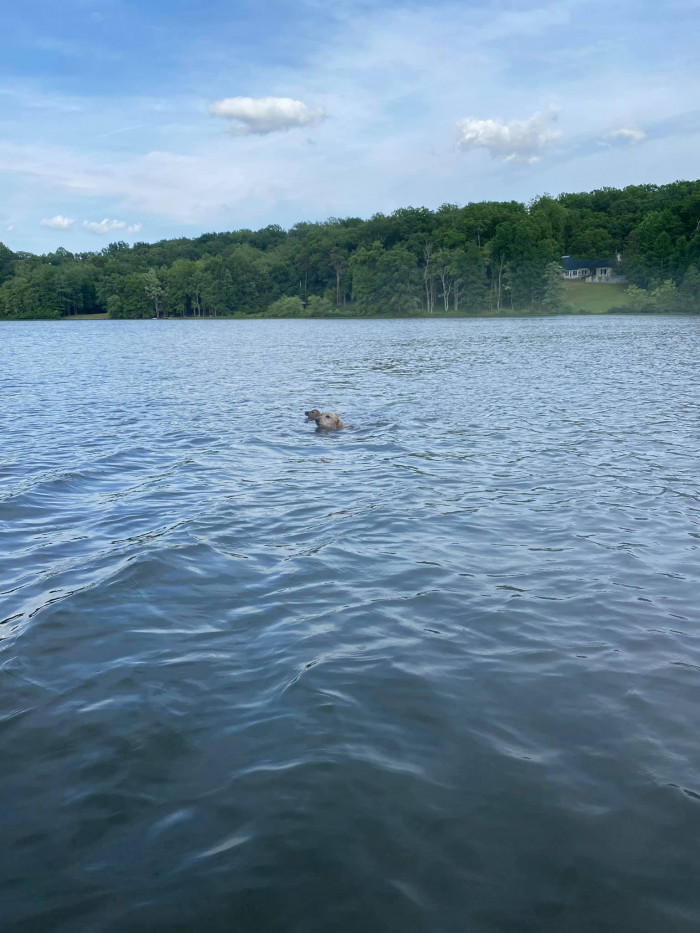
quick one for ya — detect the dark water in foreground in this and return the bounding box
[1,316,699,932]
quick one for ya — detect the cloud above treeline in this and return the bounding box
[209,96,327,135]
[37,215,141,234]
[40,214,74,229]
[455,108,563,163]
[83,219,142,235]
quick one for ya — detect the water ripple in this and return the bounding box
[1,316,700,932]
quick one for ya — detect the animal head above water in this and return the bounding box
[316,412,344,430]
[305,409,344,430]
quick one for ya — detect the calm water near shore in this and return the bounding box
[1,316,699,932]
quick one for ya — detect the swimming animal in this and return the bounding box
[304,409,345,430]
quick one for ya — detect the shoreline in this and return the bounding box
[2,309,698,322]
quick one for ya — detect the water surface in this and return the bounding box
[1,316,699,932]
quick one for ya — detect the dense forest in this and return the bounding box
[1,180,700,319]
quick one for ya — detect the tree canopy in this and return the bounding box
[2,179,700,320]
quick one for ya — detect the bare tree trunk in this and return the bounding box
[440,271,451,311]
[423,243,433,314]
[497,254,504,311]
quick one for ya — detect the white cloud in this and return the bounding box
[456,108,563,163]
[608,126,646,143]
[209,96,326,136]
[82,219,140,236]
[83,218,127,235]
[40,214,74,229]
[6,224,14,232]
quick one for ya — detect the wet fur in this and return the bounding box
[304,409,344,430]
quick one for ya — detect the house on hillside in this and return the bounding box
[561,256,626,284]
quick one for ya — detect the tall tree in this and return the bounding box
[143,268,165,317]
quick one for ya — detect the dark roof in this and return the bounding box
[562,256,613,271]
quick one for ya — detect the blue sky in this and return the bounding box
[3,0,700,253]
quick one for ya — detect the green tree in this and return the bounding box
[143,268,165,317]
[0,243,15,285]
[540,262,570,313]
[267,295,305,316]
[350,243,420,315]
[678,264,700,312]
[306,295,335,316]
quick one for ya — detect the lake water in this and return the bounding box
[1,315,699,932]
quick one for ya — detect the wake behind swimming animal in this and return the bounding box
[305,409,345,430]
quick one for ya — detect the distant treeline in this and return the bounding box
[2,180,700,320]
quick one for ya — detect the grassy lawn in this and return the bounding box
[564,281,628,313]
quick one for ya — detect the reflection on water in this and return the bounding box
[1,315,700,932]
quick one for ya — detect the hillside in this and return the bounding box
[1,180,700,319]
